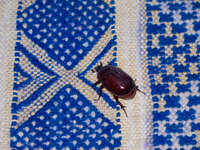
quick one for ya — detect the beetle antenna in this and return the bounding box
[136,86,146,95]
[91,69,95,73]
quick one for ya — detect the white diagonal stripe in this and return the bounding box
[73,27,113,73]
[21,31,67,76]
[20,0,36,11]
[17,51,55,103]
[16,27,116,127]
[16,71,117,127]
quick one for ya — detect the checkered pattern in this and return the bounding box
[146,0,200,149]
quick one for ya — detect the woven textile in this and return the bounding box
[0,0,200,149]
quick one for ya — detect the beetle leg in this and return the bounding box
[98,84,104,100]
[93,80,101,87]
[100,62,103,66]
[114,95,128,117]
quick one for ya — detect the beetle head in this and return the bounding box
[91,62,103,73]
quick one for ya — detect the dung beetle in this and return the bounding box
[92,62,145,117]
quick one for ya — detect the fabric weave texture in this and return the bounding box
[0,0,200,149]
